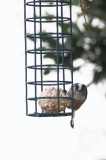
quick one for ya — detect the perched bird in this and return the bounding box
[67,83,87,128]
[38,83,87,113]
[67,83,87,111]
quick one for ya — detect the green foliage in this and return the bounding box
[28,0,106,85]
[43,0,106,84]
[71,0,106,83]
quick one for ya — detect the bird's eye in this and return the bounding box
[75,84,79,90]
[81,84,85,91]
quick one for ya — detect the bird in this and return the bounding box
[67,83,87,128]
[38,83,87,113]
[67,83,87,111]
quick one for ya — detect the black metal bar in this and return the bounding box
[56,0,60,113]
[39,0,43,92]
[28,97,72,100]
[25,17,71,23]
[27,64,72,69]
[34,0,37,113]
[25,1,71,7]
[28,112,72,117]
[26,48,72,54]
[69,0,74,126]
[27,80,72,85]
[60,1,65,92]
[24,0,28,115]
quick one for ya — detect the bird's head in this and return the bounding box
[74,83,87,92]
[68,83,87,99]
[71,83,87,100]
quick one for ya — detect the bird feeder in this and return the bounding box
[24,0,73,120]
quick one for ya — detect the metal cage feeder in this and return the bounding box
[24,0,73,118]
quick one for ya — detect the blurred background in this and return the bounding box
[0,0,106,160]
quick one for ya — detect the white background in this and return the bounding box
[0,1,106,160]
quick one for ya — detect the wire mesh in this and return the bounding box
[24,0,73,117]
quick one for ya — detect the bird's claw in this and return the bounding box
[70,118,74,128]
